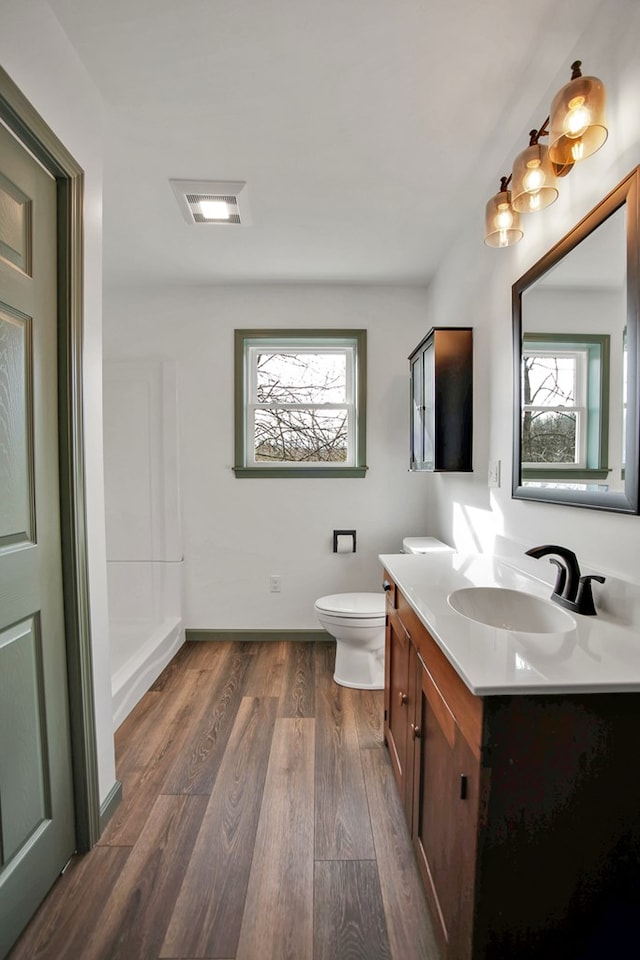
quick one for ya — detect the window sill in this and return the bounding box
[522,468,610,480]
[233,466,368,479]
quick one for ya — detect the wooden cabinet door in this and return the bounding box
[384,609,414,823]
[412,657,479,960]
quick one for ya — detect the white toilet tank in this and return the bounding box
[402,537,455,554]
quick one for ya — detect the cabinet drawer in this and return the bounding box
[397,589,482,759]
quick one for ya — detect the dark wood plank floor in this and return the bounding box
[8,640,438,960]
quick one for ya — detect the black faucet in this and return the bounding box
[525,544,605,616]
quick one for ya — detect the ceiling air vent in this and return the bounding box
[170,179,251,225]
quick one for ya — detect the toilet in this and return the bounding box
[315,539,453,689]
[314,593,386,689]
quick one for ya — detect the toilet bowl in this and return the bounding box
[314,592,386,689]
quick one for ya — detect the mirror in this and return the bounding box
[512,167,640,513]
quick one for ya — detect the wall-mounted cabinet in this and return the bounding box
[409,327,473,472]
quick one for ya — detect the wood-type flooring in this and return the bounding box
[8,640,438,960]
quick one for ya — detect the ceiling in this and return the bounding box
[47,0,604,289]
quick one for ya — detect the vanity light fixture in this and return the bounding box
[484,176,524,247]
[548,61,608,174]
[511,122,559,213]
[485,59,607,246]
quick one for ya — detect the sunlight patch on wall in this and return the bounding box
[452,498,503,554]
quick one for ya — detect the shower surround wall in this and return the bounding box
[103,360,184,728]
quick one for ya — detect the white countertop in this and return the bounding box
[379,552,640,696]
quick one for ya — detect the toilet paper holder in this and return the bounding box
[333,529,357,553]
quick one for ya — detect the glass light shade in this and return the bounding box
[511,143,559,213]
[548,72,607,171]
[484,189,523,247]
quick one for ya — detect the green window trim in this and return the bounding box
[233,466,368,478]
[522,467,610,481]
[521,332,610,479]
[234,328,367,478]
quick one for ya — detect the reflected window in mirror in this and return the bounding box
[521,334,610,490]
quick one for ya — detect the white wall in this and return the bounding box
[103,284,431,628]
[0,1,115,802]
[422,0,640,583]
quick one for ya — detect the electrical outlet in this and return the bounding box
[488,459,501,488]
[270,575,281,593]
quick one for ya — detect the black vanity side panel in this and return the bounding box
[473,693,640,960]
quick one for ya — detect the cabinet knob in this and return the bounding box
[411,723,421,740]
[382,579,392,592]
[399,691,408,706]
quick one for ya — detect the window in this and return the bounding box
[522,348,587,467]
[521,334,610,483]
[234,330,367,477]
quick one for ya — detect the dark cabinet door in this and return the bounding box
[408,327,473,473]
[410,349,425,468]
[412,657,479,960]
[384,610,414,823]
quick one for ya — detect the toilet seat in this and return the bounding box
[314,592,386,618]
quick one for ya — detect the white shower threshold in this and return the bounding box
[110,617,184,730]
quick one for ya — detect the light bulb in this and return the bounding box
[571,141,585,162]
[200,199,230,220]
[563,96,590,139]
[495,203,513,231]
[522,162,544,194]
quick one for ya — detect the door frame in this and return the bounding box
[0,67,100,851]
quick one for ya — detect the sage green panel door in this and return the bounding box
[0,123,75,958]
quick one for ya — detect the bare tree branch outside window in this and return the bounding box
[254,352,349,462]
[522,354,578,464]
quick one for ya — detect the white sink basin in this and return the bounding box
[447,587,576,634]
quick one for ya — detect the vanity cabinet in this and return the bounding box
[382,569,640,960]
[409,327,473,472]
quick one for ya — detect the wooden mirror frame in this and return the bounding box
[512,167,640,513]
